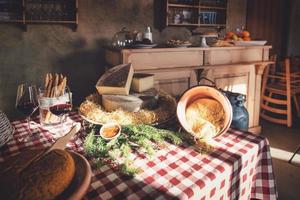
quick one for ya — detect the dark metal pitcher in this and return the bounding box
[223,91,249,131]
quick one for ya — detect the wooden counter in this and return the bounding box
[105,45,272,134]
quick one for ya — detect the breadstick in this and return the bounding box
[57,74,64,96]
[44,110,51,124]
[46,73,56,122]
[44,73,48,97]
[57,74,62,87]
[55,73,60,96]
[44,73,52,123]
[46,73,53,97]
[51,73,59,97]
[59,74,64,85]
[44,73,49,89]
[49,73,55,97]
[59,77,67,96]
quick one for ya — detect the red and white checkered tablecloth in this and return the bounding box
[0,112,277,200]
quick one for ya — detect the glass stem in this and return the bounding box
[60,114,64,132]
[27,116,32,134]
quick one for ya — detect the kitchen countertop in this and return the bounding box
[106,45,272,52]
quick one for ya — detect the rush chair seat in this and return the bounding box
[260,57,300,127]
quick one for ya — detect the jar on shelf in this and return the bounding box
[111,27,134,48]
[143,26,153,43]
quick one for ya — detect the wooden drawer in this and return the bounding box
[204,48,264,65]
[123,51,204,70]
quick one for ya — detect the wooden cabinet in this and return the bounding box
[105,46,272,134]
[0,0,78,31]
[166,0,227,28]
[0,0,23,22]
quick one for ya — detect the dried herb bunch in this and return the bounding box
[83,124,193,176]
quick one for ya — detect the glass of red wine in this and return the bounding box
[49,86,72,131]
[15,84,39,141]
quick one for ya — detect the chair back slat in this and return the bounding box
[260,56,300,127]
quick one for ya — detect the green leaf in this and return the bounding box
[120,143,131,158]
[106,138,118,149]
[120,161,142,176]
[83,124,191,175]
[108,148,122,160]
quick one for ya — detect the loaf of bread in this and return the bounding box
[186,98,225,139]
[0,149,75,200]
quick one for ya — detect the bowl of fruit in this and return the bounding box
[225,31,267,46]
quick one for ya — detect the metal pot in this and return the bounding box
[177,83,232,140]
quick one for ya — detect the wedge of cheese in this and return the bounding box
[96,63,134,95]
[131,73,154,93]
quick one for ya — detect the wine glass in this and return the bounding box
[15,83,39,141]
[49,86,72,134]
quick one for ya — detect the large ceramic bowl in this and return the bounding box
[57,151,92,200]
[177,85,232,139]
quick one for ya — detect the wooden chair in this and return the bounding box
[260,57,300,127]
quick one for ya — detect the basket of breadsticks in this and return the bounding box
[39,73,70,125]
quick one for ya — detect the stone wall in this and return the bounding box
[0,0,246,118]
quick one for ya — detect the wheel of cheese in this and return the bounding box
[102,94,143,112]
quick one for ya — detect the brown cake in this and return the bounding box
[0,149,75,200]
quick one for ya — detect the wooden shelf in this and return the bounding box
[0,19,24,23]
[26,20,77,24]
[168,23,200,26]
[200,23,226,27]
[168,3,199,8]
[0,0,78,31]
[200,6,227,10]
[165,0,227,29]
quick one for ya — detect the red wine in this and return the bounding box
[17,102,36,116]
[50,103,72,115]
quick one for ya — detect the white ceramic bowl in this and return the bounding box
[99,123,121,140]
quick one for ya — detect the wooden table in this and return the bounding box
[0,112,277,200]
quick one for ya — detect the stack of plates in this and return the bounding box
[233,40,267,46]
[131,44,157,49]
[166,43,192,48]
